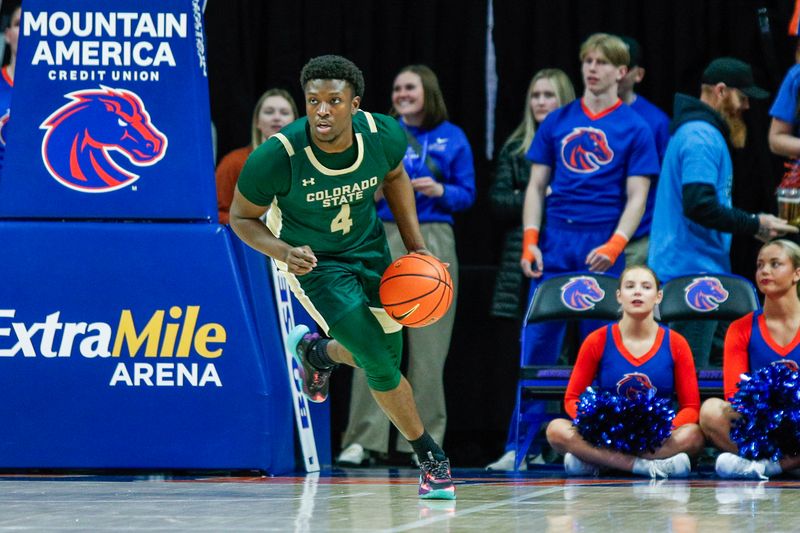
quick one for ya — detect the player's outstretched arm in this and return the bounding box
[383,162,429,255]
[229,187,317,275]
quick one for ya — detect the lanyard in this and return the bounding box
[405,134,429,179]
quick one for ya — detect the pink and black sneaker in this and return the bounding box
[418,451,456,500]
[287,325,332,403]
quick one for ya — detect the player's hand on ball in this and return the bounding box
[286,245,317,275]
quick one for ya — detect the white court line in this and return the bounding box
[380,486,565,533]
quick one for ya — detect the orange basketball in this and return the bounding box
[380,253,453,328]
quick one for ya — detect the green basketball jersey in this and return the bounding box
[239,111,405,258]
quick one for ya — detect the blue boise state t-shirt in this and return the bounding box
[527,98,659,225]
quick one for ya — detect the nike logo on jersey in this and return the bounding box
[302,178,316,186]
[435,137,448,145]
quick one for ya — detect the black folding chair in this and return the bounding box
[514,272,620,470]
[658,273,761,399]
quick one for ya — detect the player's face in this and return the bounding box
[392,71,425,121]
[304,79,360,151]
[756,245,800,296]
[257,95,296,140]
[582,49,625,97]
[529,78,559,124]
[4,7,20,56]
[617,267,662,317]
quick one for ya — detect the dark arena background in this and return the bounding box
[206,0,800,467]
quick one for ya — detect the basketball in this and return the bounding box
[380,253,453,328]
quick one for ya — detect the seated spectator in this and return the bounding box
[216,89,297,224]
[700,240,800,479]
[546,265,704,478]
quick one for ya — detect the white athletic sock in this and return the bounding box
[632,457,652,477]
[765,461,783,476]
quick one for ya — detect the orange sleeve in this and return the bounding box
[723,313,753,400]
[564,327,606,419]
[215,147,250,225]
[669,330,700,427]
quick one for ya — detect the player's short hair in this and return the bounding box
[300,55,365,99]
[392,64,448,131]
[579,33,630,68]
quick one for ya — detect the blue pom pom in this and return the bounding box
[573,387,674,454]
[730,363,800,461]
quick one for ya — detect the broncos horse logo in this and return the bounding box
[616,372,656,400]
[560,276,606,311]
[560,127,614,173]
[40,86,167,192]
[684,277,730,312]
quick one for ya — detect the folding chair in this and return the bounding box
[658,273,761,399]
[514,272,620,470]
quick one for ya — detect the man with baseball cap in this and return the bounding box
[649,57,797,367]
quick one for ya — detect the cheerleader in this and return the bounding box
[546,265,704,477]
[700,239,800,479]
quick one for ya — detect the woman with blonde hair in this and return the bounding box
[700,239,800,479]
[215,88,297,224]
[486,69,575,471]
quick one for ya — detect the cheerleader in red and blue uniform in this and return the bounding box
[700,239,800,479]
[546,265,704,477]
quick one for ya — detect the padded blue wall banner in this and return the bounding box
[0,0,216,220]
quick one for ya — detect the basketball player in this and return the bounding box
[700,240,800,479]
[546,265,704,478]
[229,55,455,500]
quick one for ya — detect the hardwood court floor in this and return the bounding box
[0,468,799,531]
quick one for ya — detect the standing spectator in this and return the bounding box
[485,68,575,470]
[618,35,671,266]
[337,65,475,467]
[491,33,660,471]
[648,57,795,367]
[0,3,20,175]
[489,69,576,322]
[216,89,297,224]
[768,58,800,159]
